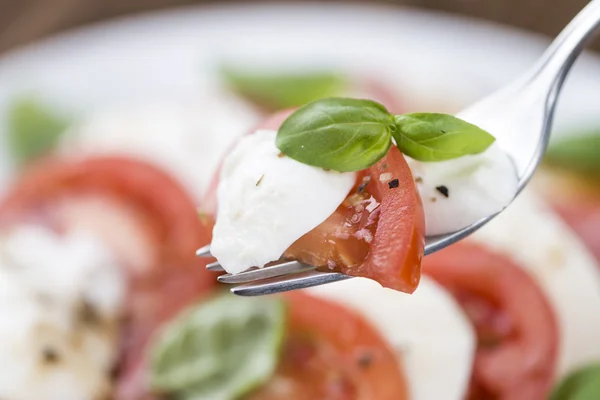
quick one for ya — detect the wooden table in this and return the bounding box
[0,0,596,53]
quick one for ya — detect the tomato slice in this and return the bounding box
[422,243,559,399]
[0,156,216,399]
[285,146,424,292]
[246,292,408,400]
[204,111,425,293]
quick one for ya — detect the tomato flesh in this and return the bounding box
[423,243,559,400]
[246,292,408,400]
[285,146,425,293]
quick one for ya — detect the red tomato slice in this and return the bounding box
[203,111,425,293]
[0,156,216,400]
[247,292,408,400]
[423,243,559,400]
[286,146,425,293]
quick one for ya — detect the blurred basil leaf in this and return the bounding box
[221,66,347,110]
[277,97,393,172]
[393,113,496,162]
[7,97,70,165]
[149,293,286,400]
[551,363,600,400]
[545,131,600,176]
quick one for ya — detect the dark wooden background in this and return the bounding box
[0,0,595,53]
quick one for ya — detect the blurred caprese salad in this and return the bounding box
[1,65,600,400]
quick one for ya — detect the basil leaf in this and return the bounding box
[551,363,600,400]
[276,97,394,172]
[149,293,286,400]
[393,113,495,162]
[7,97,70,165]
[221,66,347,110]
[545,131,600,175]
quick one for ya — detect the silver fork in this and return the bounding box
[198,0,600,296]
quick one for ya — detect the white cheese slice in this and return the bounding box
[211,129,356,274]
[0,225,126,400]
[407,144,518,235]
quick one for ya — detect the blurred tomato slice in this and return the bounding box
[423,243,559,400]
[0,156,216,399]
[247,292,408,400]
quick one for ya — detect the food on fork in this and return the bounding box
[206,98,518,292]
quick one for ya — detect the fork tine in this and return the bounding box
[230,270,351,296]
[196,245,212,257]
[206,261,225,272]
[217,261,314,284]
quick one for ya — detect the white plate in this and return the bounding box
[0,2,598,190]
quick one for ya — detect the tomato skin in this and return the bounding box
[0,156,217,400]
[345,146,425,293]
[247,292,408,400]
[423,243,559,400]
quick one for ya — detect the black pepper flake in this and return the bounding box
[430,197,437,203]
[256,174,265,186]
[357,176,371,194]
[357,353,374,369]
[415,177,423,184]
[440,129,446,134]
[78,299,100,326]
[381,163,389,170]
[436,185,449,198]
[41,347,60,364]
[388,179,400,189]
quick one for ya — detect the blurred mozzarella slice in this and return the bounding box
[470,189,600,378]
[211,129,355,274]
[0,224,125,400]
[59,93,260,199]
[407,144,518,235]
[307,276,475,400]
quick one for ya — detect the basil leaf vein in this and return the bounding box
[276,97,393,172]
[393,113,496,162]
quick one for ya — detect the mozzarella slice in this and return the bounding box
[307,277,476,400]
[0,225,125,400]
[59,92,260,199]
[407,144,518,235]
[470,188,600,378]
[211,129,356,274]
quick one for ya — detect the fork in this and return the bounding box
[198,0,600,296]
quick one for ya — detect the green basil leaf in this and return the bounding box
[149,293,286,400]
[393,113,495,162]
[7,97,70,165]
[551,363,600,400]
[545,131,600,175]
[276,97,394,172]
[221,66,347,110]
